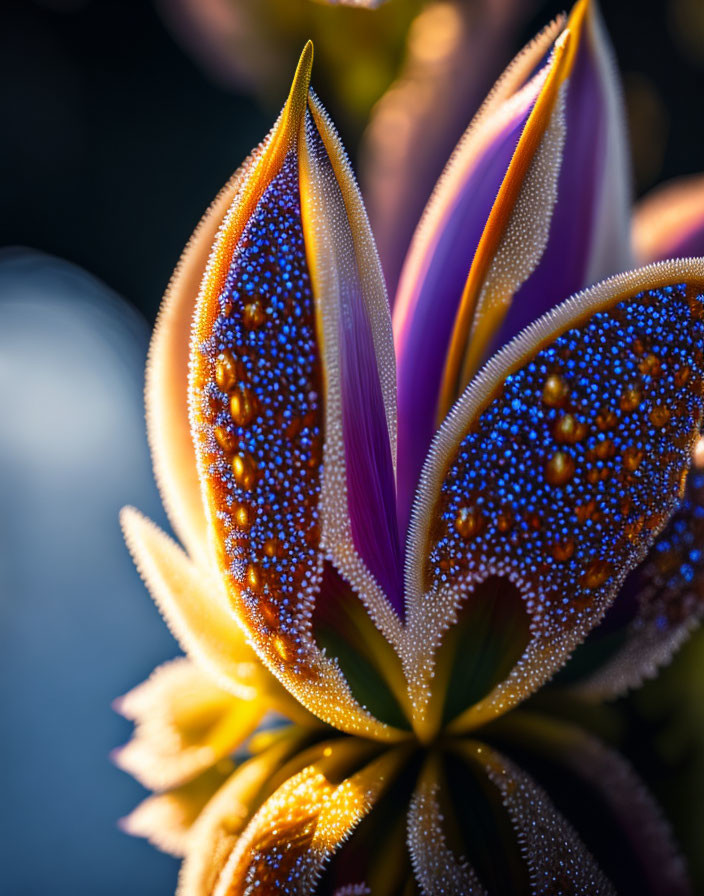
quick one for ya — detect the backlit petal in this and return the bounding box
[490,0,632,358]
[210,741,401,895]
[146,143,266,569]
[361,0,537,298]
[633,174,704,264]
[113,658,260,791]
[178,733,309,895]
[404,260,704,740]
[188,45,402,739]
[121,507,262,700]
[393,15,568,538]
[394,1,632,540]
[121,765,231,858]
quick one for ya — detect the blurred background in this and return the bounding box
[1,0,704,893]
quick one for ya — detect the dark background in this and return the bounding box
[2,0,703,324]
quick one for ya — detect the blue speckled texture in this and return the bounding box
[429,284,704,633]
[199,153,323,671]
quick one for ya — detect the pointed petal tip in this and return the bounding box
[286,40,315,118]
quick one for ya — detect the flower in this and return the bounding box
[116,3,704,892]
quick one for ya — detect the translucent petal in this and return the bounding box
[634,174,704,264]
[121,508,262,700]
[113,658,261,791]
[120,765,231,858]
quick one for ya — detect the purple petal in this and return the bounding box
[361,0,539,299]
[335,189,404,613]
[394,102,534,540]
[490,4,632,355]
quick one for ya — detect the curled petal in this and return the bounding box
[568,461,704,698]
[113,658,261,792]
[463,741,616,895]
[188,45,403,739]
[404,260,704,740]
[634,174,704,264]
[210,741,401,895]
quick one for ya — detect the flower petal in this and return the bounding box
[568,459,704,698]
[633,174,704,264]
[146,141,266,570]
[489,0,633,358]
[393,14,568,537]
[488,713,691,896]
[361,0,537,298]
[403,260,704,740]
[113,658,261,791]
[394,0,632,539]
[407,756,487,895]
[187,46,403,739]
[120,765,231,858]
[210,741,401,895]
[463,741,616,895]
[121,507,261,699]
[178,732,308,895]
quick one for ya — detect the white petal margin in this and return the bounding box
[146,145,266,569]
[403,258,704,738]
[393,13,566,335]
[464,741,616,895]
[407,759,487,896]
[301,91,402,649]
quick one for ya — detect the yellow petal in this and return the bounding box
[120,764,232,857]
[178,732,309,895]
[211,741,402,895]
[121,507,262,699]
[114,658,263,791]
[147,141,269,569]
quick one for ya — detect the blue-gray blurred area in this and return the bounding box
[0,249,179,894]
